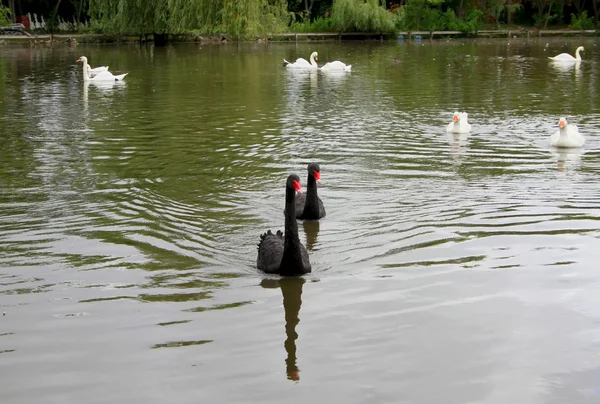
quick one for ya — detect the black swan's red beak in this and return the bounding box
[293,179,302,193]
[314,171,321,183]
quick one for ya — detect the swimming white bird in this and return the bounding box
[550,117,585,148]
[283,52,318,69]
[87,65,109,77]
[446,111,471,133]
[320,60,352,71]
[77,56,128,82]
[548,46,584,62]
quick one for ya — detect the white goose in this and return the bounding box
[320,60,352,71]
[77,56,128,82]
[446,111,471,133]
[283,52,319,69]
[549,46,584,62]
[87,65,109,77]
[550,117,585,148]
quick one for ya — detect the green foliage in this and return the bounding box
[477,0,521,27]
[291,16,334,32]
[532,1,561,28]
[0,5,10,27]
[399,0,442,31]
[221,1,257,36]
[89,0,169,35]
[569,11,594,29]
[391,6,405,30]
[221,0,289,36]
[533,11,558,28]
[90,0,288,37]
[331,0,395,32]
[443,9,483,32]
[395,1,482,32]
[64,0,600,36]
[505,2,523,17]
[168,0,220,34]
[419,6,443,30]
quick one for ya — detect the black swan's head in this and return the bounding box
[307,163,321,183]
[287,174,302,194]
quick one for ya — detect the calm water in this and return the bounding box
[2,38,600,403]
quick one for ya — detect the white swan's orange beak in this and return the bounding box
[76,57,82,62]
[315,56,318,61]
[293,179,303,194]
[453,115,459,122]
[559,120,565,128]
[314,171,321,184]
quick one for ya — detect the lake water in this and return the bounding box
[1,37,600,403]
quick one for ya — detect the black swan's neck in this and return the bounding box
[302,174,319,216]
[280,186,304,276]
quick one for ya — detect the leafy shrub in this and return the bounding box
[533,5,559,28]
[419,6,443,31]
[398,0,423,30]
[466,9,484,31]
[400,0,443,30]
[292,16,334,32]
[331,0,395,32]
[569,11,594,30]
[0,5,10,26]
[443,9,483,32]
[392,5,406,30]
[399,0,444,30]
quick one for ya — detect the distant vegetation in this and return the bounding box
[3,0,600,39]
[0,5,10,26]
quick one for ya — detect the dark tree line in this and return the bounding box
[2,0,599,36]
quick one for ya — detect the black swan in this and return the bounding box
[294,163,326,220]
[257,174,311,276]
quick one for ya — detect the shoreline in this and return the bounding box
[0,29,598,45]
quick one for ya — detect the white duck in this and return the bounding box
[446,111,471,133]
[550,117,585,148]
[548,46,584,62]
[77,56,128,82]
[320,60,352,71]
[283,52,318,69]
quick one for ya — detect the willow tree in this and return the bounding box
[168,0,288,37]
[89,0,170,43]
[331,0,395,32]
[89,0,288,41]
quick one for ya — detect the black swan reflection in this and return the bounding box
[261,277,305,381]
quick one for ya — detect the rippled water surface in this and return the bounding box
[2,38,600,403]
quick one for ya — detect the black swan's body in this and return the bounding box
[257,174,311,276]
[294,163,326,220]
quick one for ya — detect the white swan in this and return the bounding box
[320,60,352,71]
[283,52,318,69]
[87,65,109,77]
[550,117,585,148]
[548,46,584,62]
[77,56,128,82]
[446,111,471,133]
